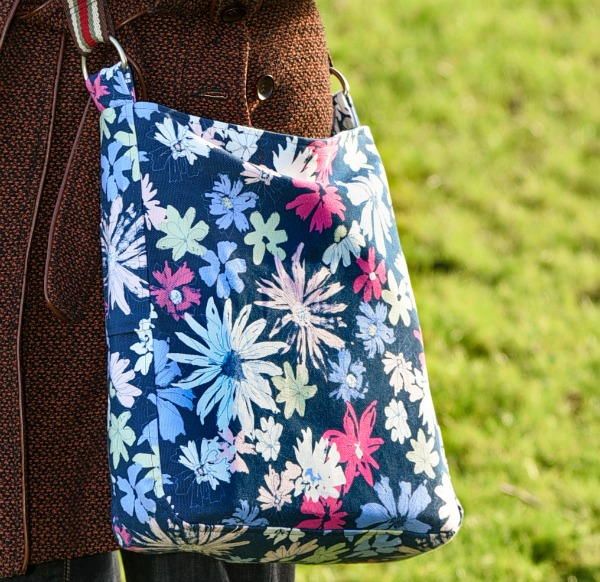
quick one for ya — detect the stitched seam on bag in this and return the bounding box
[156,513,464,539]
[131,100,167,510]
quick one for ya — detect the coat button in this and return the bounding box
[256,75,275,100]
[220,3,247,23]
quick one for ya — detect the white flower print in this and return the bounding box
[271,137,317,180]
[109,352,141,408]
[342,132,372,172]
[256,243,347,368]
[345,172,393,257]
[381,269,413,326]
[382,351,421,400]
[226,128,263,161]
[415,367,437,434]
[141,174,166,230]
[406,429,440,479]
[240,161,279,185]
[254,416,283,462]
[384,399,411,444]
[178,439,231,490]
[154,116,210,164]
[287,428,346,501]
[435,474,462,532]
[394,252,414,291]
[322,220,366,274]
[101,196,148,315]
[129,306,157,375]
[257,465,295,512]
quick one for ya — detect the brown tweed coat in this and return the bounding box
[0,0,333,576]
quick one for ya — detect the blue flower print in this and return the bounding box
[147,339,194,443]
[356,477,432,534]
[205,174,257,232]
[117,464,156,524]
[154,338,181,388]
[101,140,132,201]
[178,438,231,491]
[198,241,246,299]
[328,349,368,401]
[356,301,395,358]
[147,387,195,443]
[168,298,285,435]
[222,500,268,527]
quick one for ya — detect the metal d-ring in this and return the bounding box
[329,65,350,96]
[81,35,128,82]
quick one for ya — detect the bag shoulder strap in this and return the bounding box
[62,0,115,54]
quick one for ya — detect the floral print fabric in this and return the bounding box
[90,62,463,564]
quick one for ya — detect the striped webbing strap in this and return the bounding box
[62,0,115,54]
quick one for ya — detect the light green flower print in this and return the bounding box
[100,108,116,141]
[272,362,317,419]
[263,527,304,545]
[133,444,167,498]
[244,212,287,265]
[156,205,209,261]
[348,531,409,559]
[300,543,349,564]
[109,411,136,468]
[262,538,319,562]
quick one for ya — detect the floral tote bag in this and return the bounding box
[88,40,463,564]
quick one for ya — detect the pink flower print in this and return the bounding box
[150,261,201,320]
[113,521,132,546]
[85,74,110,112]
[286,179,346,233]
[218,427,256,474]
[296,495,348,530]
[308,139,339,183]
[323,400,384,492]
[353,247,387,301]
[189,120,225,148]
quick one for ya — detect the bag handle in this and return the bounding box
[62,0,115,55]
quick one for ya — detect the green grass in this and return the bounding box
[298,0,600,580]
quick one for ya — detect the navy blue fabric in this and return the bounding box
[88,62,463,564]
